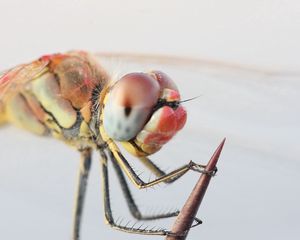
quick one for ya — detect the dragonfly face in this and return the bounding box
[102,71,187,157]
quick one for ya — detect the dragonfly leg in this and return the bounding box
[106,141,216,189]
[100,149,173,236]
[138,156,187,184]
[109,151,184,221]
[72,148,92,240]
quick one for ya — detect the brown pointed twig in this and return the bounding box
[166,138,226,240]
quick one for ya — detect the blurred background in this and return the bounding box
[0,1,299,240]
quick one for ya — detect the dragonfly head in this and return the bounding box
[102,71,187,156]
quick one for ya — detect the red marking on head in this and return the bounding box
[157,106,187,133]
[174,106,187,131]
[161,89,181,102]
[157,107,177,133]
[141,105,187,147]
[144,132,174,145]
[170,90,180,100]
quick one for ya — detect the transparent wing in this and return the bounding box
[95,52,300,76]
[0,58,49,103]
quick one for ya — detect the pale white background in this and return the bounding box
[0,1,299,240]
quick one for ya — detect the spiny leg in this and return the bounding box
[138,156,191,184]
[100,149,174,236]
[109,151,181,221]
[107,141,216,189]
[72,148,92,240]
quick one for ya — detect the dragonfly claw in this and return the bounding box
[165,216,202,237]
[188,161,217,176]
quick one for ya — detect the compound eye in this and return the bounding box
[150,71,178,91]
[103,73,160,141]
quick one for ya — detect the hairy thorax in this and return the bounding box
[3,51,110,149]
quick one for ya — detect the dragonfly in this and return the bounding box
[0,51,215,239]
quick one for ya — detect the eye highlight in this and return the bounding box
[103,72,160,141]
